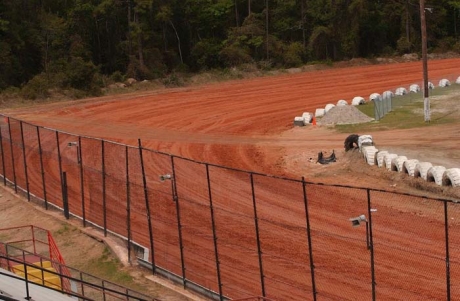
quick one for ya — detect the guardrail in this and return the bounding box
[0,241,157,300]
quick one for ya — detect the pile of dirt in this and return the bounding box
[317,105,374,125]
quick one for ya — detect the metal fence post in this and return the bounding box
[56,132,63,204]
[76,136,85,227]
[444,201,451,301]
[250,173,266,297]
[37,127,48,209]
[62,172,69,219]
[0,127,6,186]
[206,164,223,300]
[302,178,317,300]
[102,140,107,236]
[125,146,131,264]
[138,139,155,274]
[367,189,376,301]
[7,117,17,193]
[19,121,30,201]
[170,156,187,288]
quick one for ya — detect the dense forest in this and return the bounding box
[1,0,459,98]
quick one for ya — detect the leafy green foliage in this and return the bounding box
[1,0,460,95]
[283,42,305,67]
[21,74,51,100]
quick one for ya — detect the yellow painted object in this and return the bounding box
[11,261,62,290]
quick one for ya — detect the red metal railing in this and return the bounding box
[0,225,72,292]
[231,297,275,301]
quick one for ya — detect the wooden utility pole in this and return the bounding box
[266,0,269,59]
[420,0,430,122]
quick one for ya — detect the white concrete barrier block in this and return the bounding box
[315,108,325,118]
[369,93,382,102]
[395,87,408,96]
[439,79,451,87]
[325,104,336,113]
[409,84,420,93]
[337,99,348,106]
[294,116,305,126]
[352,96,365,106]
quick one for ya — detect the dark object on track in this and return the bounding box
[344,134,360,152]
[317,150,337,164]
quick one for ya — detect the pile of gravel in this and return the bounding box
[317,105,374,125]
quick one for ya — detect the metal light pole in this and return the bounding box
[420,0,430,122]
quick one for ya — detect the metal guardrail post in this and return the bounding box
[7,117,17,193]
[80,272,85,297]
[22,251,30,299]
[19,121,30,201]
[206,164,224,300]
[37,126,48,209]
[31,225,37,254]
[59,264,64,292]
[301,178,317,300]
[102,280,106,301]
[40,257,45,286]
[138,139,156,274]
[250,173,266,297]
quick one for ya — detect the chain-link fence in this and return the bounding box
[0,115,458,300]
[372,75,460,121]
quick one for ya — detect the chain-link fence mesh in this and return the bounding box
[307,184,371,300]
[371,190,446,300]
[126,146,150,261]
[252,175,312,300]
[21,122,41,200]
[9,119,26,191]
[0,117,11,184]
[446,203,460,300]
[104,142,128,238]
[38,127,62,208]
[80,137,103,228]
[172,158,218,290]
[1,114,460,300]
[57,132,82,216]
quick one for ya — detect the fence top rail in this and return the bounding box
[231,297,276,301]
[0,224,48,233]
[2,114,459,204]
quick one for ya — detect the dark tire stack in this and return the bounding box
[344,134,359,152]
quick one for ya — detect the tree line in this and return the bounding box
[1,0,459,98]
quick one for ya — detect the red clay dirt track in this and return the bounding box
[4,58,460,301]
